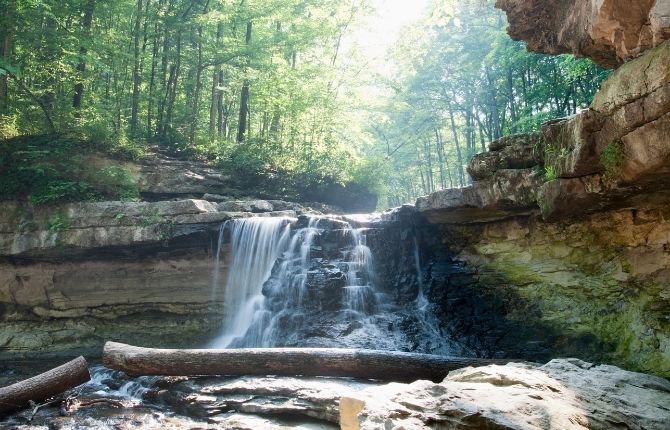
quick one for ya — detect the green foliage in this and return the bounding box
[544,165,558,182]
[0,135,139,204]
[47,213,70,234]
[97,166,139,201]
[600,140,625,183]
[1,0,376,200]
[139,206,163,227]
[0,115,20,139]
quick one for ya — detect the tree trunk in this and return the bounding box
[189,25,204,144]
[0,357,90,415]
[506,67,517,134]
[423,140,434,193]
[435,128,446,190]
[448,102,466,187]
[162,30,182,139]
[237,20,252,143]
[147,0,163,140]
[0,0,15,113]
[130,0,143,134]
[72,0,96,110]
[188,0,210,144]
[209,22,223,134]
[102,342,507,383]
[485,66,501,139]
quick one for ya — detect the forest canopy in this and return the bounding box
[0,0,610,208]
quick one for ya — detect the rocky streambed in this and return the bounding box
[2,358,669,429]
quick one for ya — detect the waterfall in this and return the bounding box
[210,217,294,348]
[210,215,379,348]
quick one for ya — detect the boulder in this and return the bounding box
[468,133,542,180]
[343,359,670,429]
[496,0,670,68]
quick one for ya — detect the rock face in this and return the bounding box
[0,252,223,358]
[343,359,670,430]
[496,0,670,68]
[416,209,670,377]
[0,199,299,258]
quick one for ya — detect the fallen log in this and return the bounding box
[0,356,91,415]
[103,341,511,383]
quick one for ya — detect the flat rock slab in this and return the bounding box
[341,358,670,430]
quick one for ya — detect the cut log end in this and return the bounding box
[0,356,90,415]
[102,341,511,383]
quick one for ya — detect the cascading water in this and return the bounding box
[210,217,294,348]
[209,213,457,353]
[210,215,384,348]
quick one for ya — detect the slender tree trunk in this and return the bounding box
[0,0,16,114]
[72,0,96,111]
[435,129,446,190]
[130,0,143,134]
[0,0,14,113]
[448,102,466,187]
[188,0,210,144]
[417,150,427,195]
[506,67,517,134]
[147,0,163,140]
[157,0,174,137]
[189,26,204,144]
[209,22,223,134]
[485,67,501,139]
[237,21,252,143]
[424,140,434,193]
[162,30,182,139]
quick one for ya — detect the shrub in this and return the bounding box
[600,140,625,184]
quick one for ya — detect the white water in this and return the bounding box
[342,227,377,317]
[210,215,379,348]
[210,217,294,348]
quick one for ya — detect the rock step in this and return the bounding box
[0,199,307,258]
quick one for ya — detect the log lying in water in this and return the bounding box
[0,356,91,415]
[103,341,510,383]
